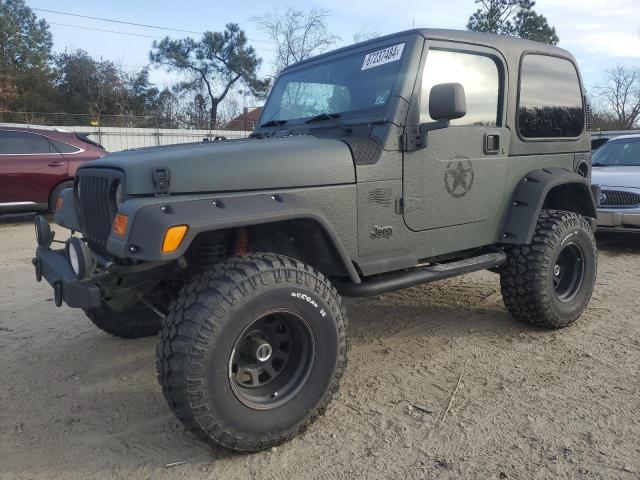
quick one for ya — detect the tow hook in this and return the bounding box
[33,258,43,282]
[53,281,63,307]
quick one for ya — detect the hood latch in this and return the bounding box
[152,168,170,196]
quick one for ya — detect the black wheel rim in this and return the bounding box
[229,309,315,410]
[552,242,585,302]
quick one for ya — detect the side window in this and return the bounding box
[0,131,55,154]
[48,138,80,154]
[421,49,500,127]
[518,54,584,138]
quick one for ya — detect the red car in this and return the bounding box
[0,125,106,213]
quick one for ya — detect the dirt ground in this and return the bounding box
[0,214,638,480]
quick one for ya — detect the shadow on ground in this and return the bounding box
[0,212,38,225]
[595,231,640,254]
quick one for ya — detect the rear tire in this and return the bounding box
[156,253,348,452]
[84,302,161,339]
[500,209,597,328]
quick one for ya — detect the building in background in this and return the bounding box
[225,107,262,131]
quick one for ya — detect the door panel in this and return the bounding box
[402,43,509,245]
[403,126,509,231]
[0,131,69,204]
[0,154,68,203]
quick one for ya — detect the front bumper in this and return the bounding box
[32,246,101,309]
[596,208,640,233]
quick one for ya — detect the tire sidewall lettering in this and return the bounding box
[290,291,327,318]
[560,229,579,247]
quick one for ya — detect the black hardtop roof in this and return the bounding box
[283,28,574,72]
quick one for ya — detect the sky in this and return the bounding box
[28,0,640,93]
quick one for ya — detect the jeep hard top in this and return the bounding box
[32,28,597,452]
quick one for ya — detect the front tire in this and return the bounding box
[84,302,161,338]
[156,253,348,452]
[500,210,597,328]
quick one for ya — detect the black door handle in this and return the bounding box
[484,134,500,154]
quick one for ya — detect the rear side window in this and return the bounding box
[49,138,80,153]
[518,55,584,138]
[421,49,501,127]
[0,131,79,154]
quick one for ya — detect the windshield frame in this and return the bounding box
[256,35,420,129]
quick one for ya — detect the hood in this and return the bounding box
[83,135,356,195]
[592,165,640,189]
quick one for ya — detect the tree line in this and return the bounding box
[0,0,638,130]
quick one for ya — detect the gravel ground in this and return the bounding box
[0,214,639,480]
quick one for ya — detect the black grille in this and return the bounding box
[599,189,640,208]
[75,170,119,252]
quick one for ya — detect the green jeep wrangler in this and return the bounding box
[33,29,597,452]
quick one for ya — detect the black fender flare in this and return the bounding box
[107,192,361,283]
[499,167,597,245]
[53,186,81,230]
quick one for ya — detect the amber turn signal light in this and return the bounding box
[162,225,188,253]
[112,213,128,236]
[55,196,64,211]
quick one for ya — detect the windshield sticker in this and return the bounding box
[362,43,405,71]
[375,88,390,105]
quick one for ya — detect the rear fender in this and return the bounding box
[500,167,597,245]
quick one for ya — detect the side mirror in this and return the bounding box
[418,83,467,135]
[429,82,466,121]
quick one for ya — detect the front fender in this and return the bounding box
[53,187,81,231]
[500,167,597,245]
[107,192,361,283]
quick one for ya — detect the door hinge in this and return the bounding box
[399,129,424,151]
[399,134,407,151]
[395,197,404,214]
[152,167,170,196]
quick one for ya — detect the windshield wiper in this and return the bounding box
[260,119,287,128]
[591,162,612,167]
[305,112,352,133]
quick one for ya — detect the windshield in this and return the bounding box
[592,138,640,166]
[260,43,405,125]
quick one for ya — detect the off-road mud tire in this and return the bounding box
[500,209,597,328]
[156,252,348,452]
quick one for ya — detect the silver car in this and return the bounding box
[591,134,640,232]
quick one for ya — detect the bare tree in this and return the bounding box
[353,23,381,44]
[594,66,640,130]
[252,7,339,75]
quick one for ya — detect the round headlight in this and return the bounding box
[34,215,53,247]
[115,181,123,209]
[66,237,96,279]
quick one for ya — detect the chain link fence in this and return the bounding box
[0,112,252,152]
